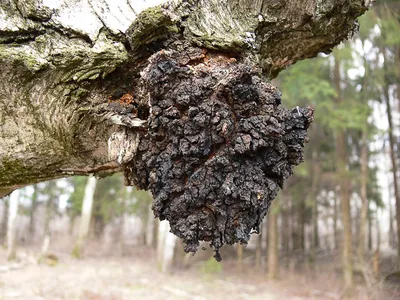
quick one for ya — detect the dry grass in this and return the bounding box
[0,246,399,300]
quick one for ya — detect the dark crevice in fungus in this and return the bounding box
[122,47,314,260]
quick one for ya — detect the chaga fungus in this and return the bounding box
[123,48,314,261]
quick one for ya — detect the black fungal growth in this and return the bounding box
[124,48,314,261]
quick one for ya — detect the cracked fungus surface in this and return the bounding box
[124,49,314,260]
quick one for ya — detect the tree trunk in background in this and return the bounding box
[281,190,290,253]
[0,198,8,244]
[145,202,155,248]
[268,198,279,280]
[119,189,127,255]
[93,202,105,239]
[41,181,56,255]
[382,59,400,264]
[298,200,306,251]
[290,195,296,251]
[333,50,353,289]
[311,194,320,251]
[358,127,369,262]
[368,212,373,250]
[310,151,320,262]
[376,212,381,253]
[72,177,97,258]
[237,244,244,269]
[389,184,395,248]
[29,185,38,243]
[338,137,353,289]
[157,220,177,273]
[333,194,339,250]
[256,230,263,270]
[374,212,381,277]
[7,189,20,260]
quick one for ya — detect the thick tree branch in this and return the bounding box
[0,0,368,198]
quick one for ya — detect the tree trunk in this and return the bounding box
[7,189,20,260]
[237,244,244,269]
[333,50,353,289]
[338,135,353,289]
[374,212,381,277]
[389,184,395,248]
[310,150,320,262]
[157,220,177,273]
[28,184,38,243]
[0,197,8,244]
[297,199,306,251]
[358,42,369,262]
[333,192,339,250]
[267,198,279,280]
[119,189,128,255]
[72,176,97,258]
[382,48,400,264]
[281,191,290,253]
[358,127,368,262]
[145,202,155,248]
[368,211,373,251]
[0,0,369,254]
[255,229,263,270]
[41,181,56,255]
[376,211,381,253]
[291,195,299,252]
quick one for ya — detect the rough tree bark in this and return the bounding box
[0,0,369,257]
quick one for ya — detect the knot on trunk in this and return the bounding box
[123,48,314,260]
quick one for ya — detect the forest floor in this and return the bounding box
[0,246,399,300]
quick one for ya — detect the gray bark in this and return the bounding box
[0,0,369,197]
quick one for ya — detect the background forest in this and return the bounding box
[1,2,400,299]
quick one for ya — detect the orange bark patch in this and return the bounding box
[108,93,134,105]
